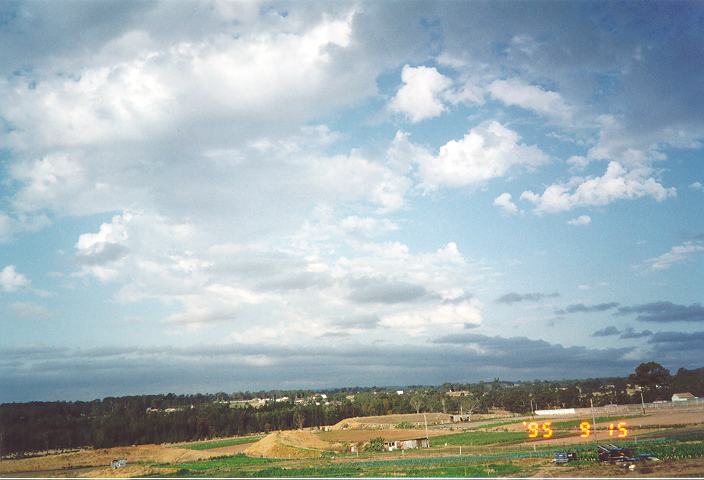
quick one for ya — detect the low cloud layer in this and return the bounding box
[556,302,619,315]
[0,332,668,402]
[496,292,559,304]
[617,302,704,323]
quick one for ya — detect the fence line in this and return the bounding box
[538,398,704,418]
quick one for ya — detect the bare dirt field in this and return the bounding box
[0,444,217,476]
[332,412,451,429]
[318,427,449,443]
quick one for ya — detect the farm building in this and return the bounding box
[383,437,429,451]
[110,459,127,469]
[450,414,471,422]
[672,392,697,402]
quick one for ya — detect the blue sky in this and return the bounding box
[0,0,703,402]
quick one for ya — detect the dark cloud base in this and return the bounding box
[556,302,619,315]
[3,331,702,403]
[617,302,704,323]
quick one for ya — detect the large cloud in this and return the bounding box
[72,209,485,341]
[396,121,549,189]
[521,162,675,214]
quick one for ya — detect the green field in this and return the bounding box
[154,454,525,477]
[181,436,263,450]
[431,430,527,446]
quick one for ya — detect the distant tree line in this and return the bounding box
[1,363,702,456]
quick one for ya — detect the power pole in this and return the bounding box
[590,398,597,435]
[423,413,430,448]
[640,390,646,415]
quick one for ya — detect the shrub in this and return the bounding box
[366,437,386,452]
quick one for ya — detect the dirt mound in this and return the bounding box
[245,430,342,458]
[0,444,216,475]
[279,430,342,451]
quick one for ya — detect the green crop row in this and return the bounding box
[431,430,526,446]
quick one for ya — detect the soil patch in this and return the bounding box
[318,428,448,443]
[332,413,450,429]
[0,444,216,475]
[245,430,342,459]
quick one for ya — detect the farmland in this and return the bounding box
[2,401,703,477]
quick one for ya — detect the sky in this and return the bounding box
[0,0,703,402]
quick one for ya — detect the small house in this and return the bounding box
[383,437,429,451]
[672,392,697,402]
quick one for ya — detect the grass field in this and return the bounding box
[431,430,527,446]
[181,436,263,450]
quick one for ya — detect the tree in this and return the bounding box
[629,362,672,401]
[293,410,306,430]
[458,393,480,420]
[672,367,704,397]
[409,392,426,414]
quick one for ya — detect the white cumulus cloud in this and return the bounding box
[567,215,591,226]
[521,162,675,213]
[0,265,30,292]
[380,298,483,337]
[488,78,573,123]
[493,193,519,215]
[644,241,704,271]
[389,65,452,123]
[419,121,548,189]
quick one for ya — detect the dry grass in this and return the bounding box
[0,444,217,475]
